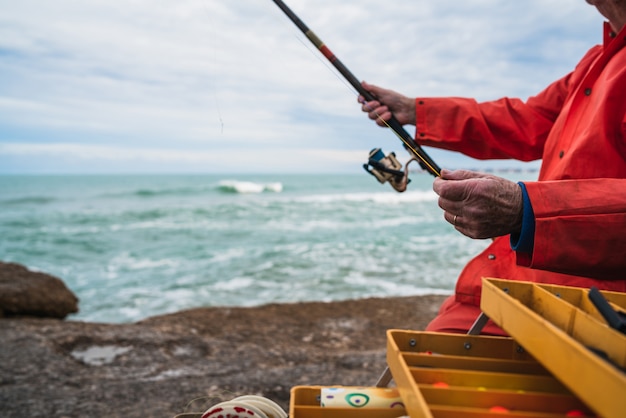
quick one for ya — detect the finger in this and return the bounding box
[362,81,389,103]
[444,211,465,232]
[432,176,445,196]
[361,100,381,113]
[434,175,480,205]
[366,105,389,121]
[435,171,491,202]
[361,80,379,96]
[433,176,462,199]
[375,110,392,125]
[440,169,491,181]
[438,179,473,202]
[438,196,464,216]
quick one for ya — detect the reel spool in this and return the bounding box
[201,395,287,418]
[363,148,419,193]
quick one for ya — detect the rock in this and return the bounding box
[0,293,447,418]
[0,262,79,319]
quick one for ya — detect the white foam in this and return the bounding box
[295,190,437,204]
[108,252,180,271]
[212,277,254,291]
[264,182,283,192]
[218,180,283,194]
[209,247,247,264]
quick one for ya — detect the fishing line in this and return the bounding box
[266,3,402,125]
[265,3,359,99]
[271,14,408,145]
[202,0,225,134]
[281,15,424,163]
[268,0,441,177]
[284,16,442,178]
[266,4,398,124]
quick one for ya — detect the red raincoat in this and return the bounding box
[416,23,626,334]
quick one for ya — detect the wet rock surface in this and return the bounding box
[0,293,446,417]
[0,262,78,319]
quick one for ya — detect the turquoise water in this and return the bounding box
[0,173,520,323]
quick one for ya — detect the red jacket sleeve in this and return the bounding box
[414,74,571,162]
[520,179,626,280]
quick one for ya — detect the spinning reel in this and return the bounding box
[363,148,421,193]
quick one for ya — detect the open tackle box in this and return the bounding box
[289,278,626,418]
[480,278,626,418]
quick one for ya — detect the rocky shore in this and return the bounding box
[0,262,447,417]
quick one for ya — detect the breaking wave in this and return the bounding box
[217,180,283,194]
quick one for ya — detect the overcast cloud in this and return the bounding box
[0,0,605,174]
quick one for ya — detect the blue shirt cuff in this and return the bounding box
[510,182,535,254]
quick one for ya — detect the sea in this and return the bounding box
[0,172,534,324]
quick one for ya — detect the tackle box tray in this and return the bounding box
[481,278,626,418]
[385,330,592,418]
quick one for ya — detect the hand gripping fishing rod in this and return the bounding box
[271,0,441,180]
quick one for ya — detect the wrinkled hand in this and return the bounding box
[358,81,416,127]
[433,169,523,239]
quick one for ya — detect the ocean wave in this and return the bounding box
[295,190,437,204]
[131,186,211,198]
[108,252,181,272]
[217,180,283,194]
[1,196,56,205]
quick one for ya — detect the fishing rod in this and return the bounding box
[271,0,441,181]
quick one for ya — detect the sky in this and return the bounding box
[0,0,607,174]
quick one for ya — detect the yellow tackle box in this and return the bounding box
[481,278,626,418]
[290,278,626,418]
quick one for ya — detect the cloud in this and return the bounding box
[0,0,604,173]
[0,141,371,173]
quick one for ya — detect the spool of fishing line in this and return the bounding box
[201,395,287,418]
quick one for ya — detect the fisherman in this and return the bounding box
[359,0,626,335]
